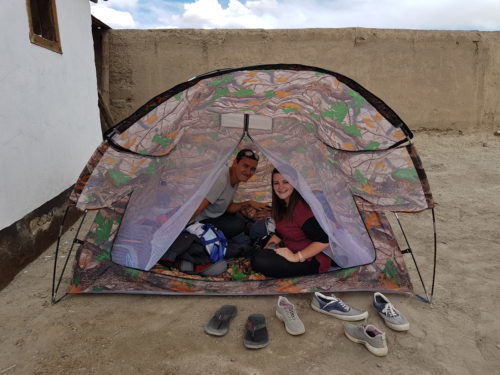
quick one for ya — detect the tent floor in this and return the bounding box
[151,257,267,282]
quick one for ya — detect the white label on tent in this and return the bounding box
[220,113,244,128]
[250,115,273,130]
[220,113,273,131]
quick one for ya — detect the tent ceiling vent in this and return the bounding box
[220,113,273,131]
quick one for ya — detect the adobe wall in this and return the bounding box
[0,0,101,230]
[0,0,102,289]
[104,28,500,133]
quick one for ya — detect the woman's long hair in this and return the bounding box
[271,168,306,222]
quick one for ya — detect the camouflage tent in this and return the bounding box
[58,64,434,299]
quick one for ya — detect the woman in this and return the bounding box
[251,169,333,278]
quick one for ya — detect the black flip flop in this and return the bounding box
[244,314,269,349]
[204,305,237,336]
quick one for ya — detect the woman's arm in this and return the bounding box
[264,234,281,249]
[275,241,329,263]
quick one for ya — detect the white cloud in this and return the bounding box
[91,4,136,28]
[179,0,275,28]
[160,0,500,30]
[91,0,500,30]
[99,0,139,11]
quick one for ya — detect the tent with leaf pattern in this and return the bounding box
[52,64,436,302]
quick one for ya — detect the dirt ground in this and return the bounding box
[0,131,499,375]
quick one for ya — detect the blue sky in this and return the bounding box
[90,0,500,30]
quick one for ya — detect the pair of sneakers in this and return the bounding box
[275,293,366,336]
[344,292,410,357]
[311,292,409,357]
[311,291,410,330]
[310,292,386,356]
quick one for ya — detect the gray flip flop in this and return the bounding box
[204,305,237,336]
[244,314,269,349]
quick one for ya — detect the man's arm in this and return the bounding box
[226,200,269,214]
[225,201,246,214]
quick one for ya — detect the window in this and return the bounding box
[26,0,62,54]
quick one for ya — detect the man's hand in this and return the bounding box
[245,201,271,219]
[252,208,271,221]
[247,201,270,211]
[253,202,271,220]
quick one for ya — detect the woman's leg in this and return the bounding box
[251,249,319,278]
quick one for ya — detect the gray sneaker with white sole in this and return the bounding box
[276,296,305,335]
[344,324,388,357]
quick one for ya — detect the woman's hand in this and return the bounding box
[264,234,280,249]
[275,247,300,263]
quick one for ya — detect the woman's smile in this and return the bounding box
[272,173,294,204]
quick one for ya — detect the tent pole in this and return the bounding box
[393,212,431,303]
[243,113,255,141]
[51,205,69,303]
[51,207,88,304]
[430,207,438,303]
[241,113,256,143]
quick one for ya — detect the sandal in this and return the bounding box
[204,305,237,336]
[244,314,269,349]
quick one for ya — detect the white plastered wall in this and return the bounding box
[0,0,102,229]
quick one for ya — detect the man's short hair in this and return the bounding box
[236,149,259,162]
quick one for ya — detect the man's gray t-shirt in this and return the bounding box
[196,168,238,221]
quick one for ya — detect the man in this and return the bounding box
[192,149,270,240]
